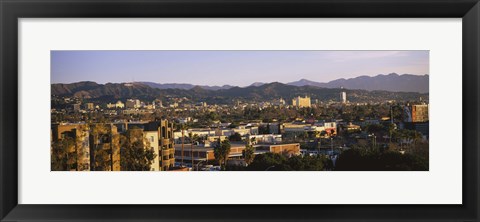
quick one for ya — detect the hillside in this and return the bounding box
[52,81,428,104]
[287,73,429,93]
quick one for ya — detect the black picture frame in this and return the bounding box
[1,0,479,221]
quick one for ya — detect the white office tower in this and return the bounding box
[341,91,347,103]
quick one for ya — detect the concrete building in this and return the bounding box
[144,130,160,171]
[71,103,81,112]
[268,123,284,134]
[125,120,176,171]
[107,101,125,109]
[341,91,347,103]
[89,124,121,171]
[174,142,301,163]
[314,121,337,136]
[404,104,429,123]
[173,128,216,143]
[126,99,141,109]
[51,123,91,171]
[248,134,282,144]
[256,143,301,156]
[341,122,361,132]
[84,103,94,110]
[283,123,310,131]
[116,101,125,109]
[158,120,175,171]
[292,96,311,108]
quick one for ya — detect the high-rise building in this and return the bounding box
[144,130,160,171]
[291,96,311,108]
[158,120,175,171]
[143,120,175,171]
[51,123,91,171]
[340,91,347,103]
[404,104,429,123]
[89,124,121,171]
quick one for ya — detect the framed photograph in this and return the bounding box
[1,0,479,221]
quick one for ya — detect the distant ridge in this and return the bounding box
[287,73,428,93]
[51,73,429,101]
[139,82,234,91]
[249,82,266,87]
[52,79,428,105]
[140,73,428,93]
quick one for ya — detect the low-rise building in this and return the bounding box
[174,142,300,163]
[292,96,311,108]
[248,134,282,144]
[84,103,94,110]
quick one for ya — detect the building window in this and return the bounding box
[150,136,154,142]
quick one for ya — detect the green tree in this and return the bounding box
[388,123,396,142]
[247,152,286,171]
[228,132,242,142]
[90,123,110,171]
[242,144,255,165]
[246,152,326,171]
[335,148,428,171]
[214,139,231,170]
[51,136,76,171]
[410,130,423,149]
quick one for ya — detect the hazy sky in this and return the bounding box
[51,50,429,86]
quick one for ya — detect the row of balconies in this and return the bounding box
[161,158,175,167]
[161,138,173,145]
[161,148,175,156]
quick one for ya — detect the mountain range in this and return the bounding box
[136,73,428,93]
[287,73,428,93]
[140,82,235,91]
[51,73,429,104]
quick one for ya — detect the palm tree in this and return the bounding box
[388,123,396,143]
[90,123,109,171]
[180,124,186,166]
[303,131,309,142]
[214,139,231,170]
[243,138,255,166]
[411,131,422,150]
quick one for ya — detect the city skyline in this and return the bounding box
[51,50,429,86]
[51,50,429,172]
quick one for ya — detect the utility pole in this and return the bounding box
[318,137,321,156]
[189,132,194,169]
[330,137,333,156]
[391,105,394,124]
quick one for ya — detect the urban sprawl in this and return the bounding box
[51,87,429,171]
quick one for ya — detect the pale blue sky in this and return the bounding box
[51,50,429,86]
